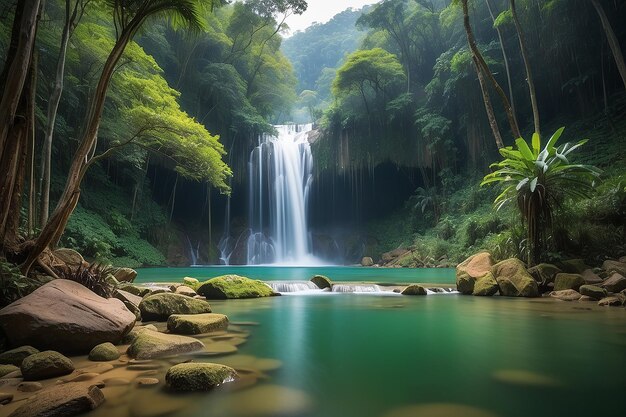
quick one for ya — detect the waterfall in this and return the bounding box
[246,124,317,265]
[331,284,382,293]
[186,235,200,266]
[266,281,321,293]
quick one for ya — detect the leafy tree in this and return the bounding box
[481,127,601,265]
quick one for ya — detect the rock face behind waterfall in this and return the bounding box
[0,280,136,353]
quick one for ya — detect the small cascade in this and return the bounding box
[267,281,321,293]
[186,236,200,266]
[426,287,459,294]
[331,284,383,293]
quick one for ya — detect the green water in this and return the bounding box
[192,295,626,417]
[135,266,455,285]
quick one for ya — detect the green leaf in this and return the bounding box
[545,126,565,152]
[515,138,535,161]
[531,132,540,156]
[530,177,538,192]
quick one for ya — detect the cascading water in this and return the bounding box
[246,124,316,265]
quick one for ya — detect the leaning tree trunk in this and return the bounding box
[510,0,540,136]
[590,0,626,90]
[461,0,521,142]
[473,56,504,149]
[0,0,42,252]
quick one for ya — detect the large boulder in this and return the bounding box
[127,329,204,359]
[579,285,608,300]
[52,248,85,269]
[138,293,212,321]
[0,346,39,366]
[167,313,229,335]
[581,269,603,285]
[601,273,626,293]
[560,259,591,274]
[401,285,427,296]
[165,363,237,392]
[8,382,104,417]
[492,258,539,297]
[113,289,143,320]
[554,273,585,291]
[361,257,374,267]
[113,268,137,283]
[456,252,495,294]
[21,351,74,381]
[527,263,561,287]
[0,280,136,353]
[196,275,276,299]
[310,275,332,290]
[602,260,626,276]
[472,272,499,296]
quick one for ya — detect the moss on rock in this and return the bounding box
[165,362,237,392]
[554,273,585,291]
[0,346,39,366]
[527,263,561,286]
[21,351,74,381]
[492,258,538,297]
[578,285,608,300]
[401,284,427,296]
[196,275,276,299]
[127,330,204,359]
[311,275,332,289]
[0,364,19,377]
[456,252,495,294]
[139,293,212,321]
[167,314,229,335]
[472,272,499,296]
[88,342,120,361]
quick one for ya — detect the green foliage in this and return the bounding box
[0,259,48,307]
[55,262,118,298]
[481,127,602,264]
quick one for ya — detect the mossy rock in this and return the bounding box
[183,277,200,290]
[456,252,495,294]
[20,350,74,381]
[554,273,585,292]
[492,258,539,297]
[165,363,238,392]
[88,342,120,361]
[579,285,608,300]
[559,259,590,274]
[0,345,39,366]
[401,284,427,296]
[196,275,276,299]
[472,272,499,296]
[167,314,229,335]
[118,284,151,297]
[139,293,212,321]
[310,275,332,289]
[0,364,19,377]
[527,263,561,286]
[127,330,204,359]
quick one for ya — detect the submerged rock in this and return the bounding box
[554,273,585,291]
[549,289,582,301]
[492,258,538,297]
[196,275,276,299]
[401,284,427,296]
[492,369,561,387]
[8,382,104,417]
[0,346,39,366]
[472,272,499,296]
[167,313,229,335]
[139,293,212,321]
[578,285,608,300]
[601,273,626,293]
[456,252,495,294]
[21,350,74,381]
[88,342,120,361]
[127,329,204,359]
[0,280,136,353]
[226,384,312,416]
[165,362,237,392]
[310,275,332,289]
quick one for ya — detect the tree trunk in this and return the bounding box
[590,0,626,90]
[510,0,540,136]
[473,56,504,149]
[461,0,521,141]
[485,0,517,124]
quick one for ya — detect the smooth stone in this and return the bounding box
[549,289,581,301]
[1,370,21,379]
[167,313,229,335]
[456,252,495,294]
[401,284,427,296]
[136,377,160,387]
[227,385,312,416]
[579,285,608,300]
[361,257,374,266]
[310,275,332,289]
[492,369,561,387]
[196,275,276,299]
[0,346,40,366]
[52,248,85,268]
[598,295,625,307]
[554,273,585,291]
[175,286,197,297]
[103,377,131,386]
[139,293,212,321]
[0,392,13,405]
[382,403,499,417]
[165,362,237,392]
[183,277,199,287]
[581,269,603,285]
[0,280,136,353]
[8,382,104,417]
[0,364,19,378]
[127,364,162,371]
[17,381,43,392]
[602,260,626,276]
[114,268,138,283]
[77,363,114,375]
[127,330,204,359]
[89,342,120,361]
[472,272,499,296]
[492,258,539,297]
[601,273,626,293]
[21,351,74,381]
[61,372,100,383]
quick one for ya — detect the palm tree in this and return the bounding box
[21,0,218,274]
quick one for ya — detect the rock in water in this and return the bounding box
[527,263,561,286]
[21,351,74,381]
[549,289,581,301]
[492,258,539,297]
[456,252,495,294]
[114,267,137,283]
[165,363,237,392]
[88,342,120,361]
[8,382,104,417]
[196,275,276,299]
[554,273,585,291]
[472,272,499,296]
[361,257,374,267]
[127,330,204,359]
[401,285,427,296]
[0,280,136,354]
[175,285,197,297]
[167,313,229,335]
[310,275,332,290]
[139,293,212,321]
[0,346,39,366]
[578,285,607,300]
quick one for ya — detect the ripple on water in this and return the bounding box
[382,403,500,417]
[492,369,562,388]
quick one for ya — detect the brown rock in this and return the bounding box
[602,260,626,276]
[8,382,104,417]
[598,295,626,307]
[549,289,582,301]
[52,249,85,269]
[554,273,585,292]
[492,258,539,297]
[114,268,138,283]
[0,280,136,353]
[361,257,374,267]
[17,381,43,392]
[581,269,603,285]
[456,252,495,294]
[601,273,626,293]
